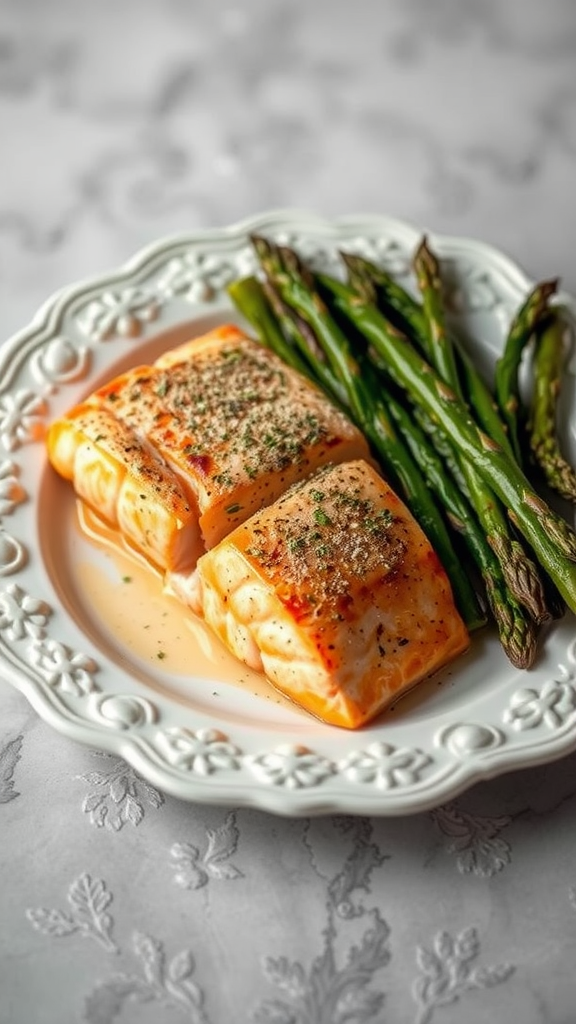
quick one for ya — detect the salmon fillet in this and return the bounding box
[47,324,371,573]
[194,459,469,729]
[47,402,196,571]
[93,325,370,548]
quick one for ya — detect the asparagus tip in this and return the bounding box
[489,596,539,669]
[489,535,552,625]
[413,234,442,285]
[249,233,273,259]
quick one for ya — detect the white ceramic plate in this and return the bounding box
[1,210,575,817]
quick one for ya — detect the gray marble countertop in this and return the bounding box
[2,2,576,1022]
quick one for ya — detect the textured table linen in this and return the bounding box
[1,3,576,1022]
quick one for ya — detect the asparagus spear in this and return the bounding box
[412,237,461,386]
[455,347,515,461]
[251,235,485,632]
[316,273,576,616]
[386,392,537,666]
[340,251,428,344]
[412,237,551,626]
[529,312,576,503]
[494,277,558,465]
[342,246,565,621]
[341,251,514,458]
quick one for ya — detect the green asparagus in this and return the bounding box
[529,311,576,503]
[341,250,514,458]
[413,237,551,626]
[494,277,558,465]
[386,391,537,666]
[340,251,428,344]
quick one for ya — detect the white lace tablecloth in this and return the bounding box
[2,3,576,1022]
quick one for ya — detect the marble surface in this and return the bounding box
[1,1,576,1022]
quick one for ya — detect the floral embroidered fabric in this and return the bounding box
[2,2,576,1021]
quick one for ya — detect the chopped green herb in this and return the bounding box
[313,508,332,527]
[287,535,306,552]
[212,471,234,487]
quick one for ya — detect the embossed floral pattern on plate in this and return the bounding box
[0,209,575,816]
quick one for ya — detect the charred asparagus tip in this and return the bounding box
[485,585,539,669]
[414,234,438,269]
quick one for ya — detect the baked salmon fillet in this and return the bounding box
[194,459,469,729]
[46,324,370,572]
[46,403,195,572]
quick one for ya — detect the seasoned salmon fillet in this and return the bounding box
[47,324,371,573]
[47,402,196,571]
[89,325,370,549]
[194,459,469,729]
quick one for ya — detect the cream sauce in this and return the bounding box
[75,502,296,709]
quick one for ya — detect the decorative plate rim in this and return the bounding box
[1,208,575,818]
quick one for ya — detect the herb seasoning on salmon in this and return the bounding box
[47,325,370,570]
[194,459,469,729]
